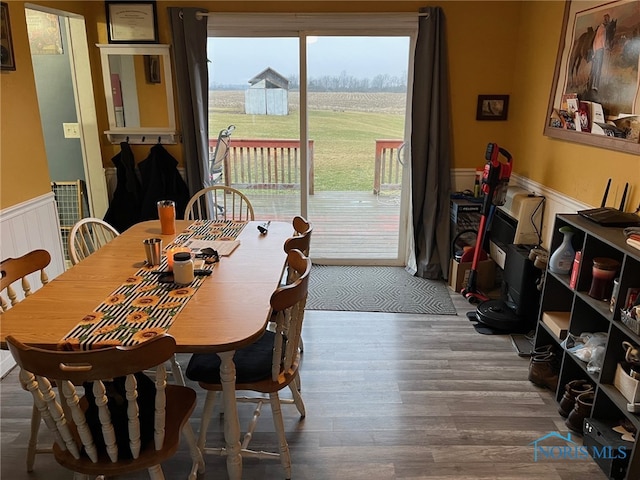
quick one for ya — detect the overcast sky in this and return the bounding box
[207,36,410,86]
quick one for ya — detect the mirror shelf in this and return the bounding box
[97,44,178,144]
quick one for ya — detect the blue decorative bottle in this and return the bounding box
[549,226,576,275]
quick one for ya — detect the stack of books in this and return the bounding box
[625,227,640,251]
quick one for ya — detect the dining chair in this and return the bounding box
[1,249,52,471]
[0,249,51,313]
[6,334,205,480]
[291,215,313,254]
[282,216,313,354]
[283,215,313,282]
[184,185,255,221]
[185,249,311,479]
[68,217,119,266]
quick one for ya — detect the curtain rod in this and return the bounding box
[194,11,428,19]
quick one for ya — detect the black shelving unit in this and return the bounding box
[533,213,640,479]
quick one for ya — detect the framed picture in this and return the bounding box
[106,1,158,44]
[544,0,640,155]
[1,2,16,70]
[476,95,509,121]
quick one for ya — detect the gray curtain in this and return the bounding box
[169,7,209,198]
[410,6,452,280]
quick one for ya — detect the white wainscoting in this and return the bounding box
[0,192,65,378]
[451,168,591,248]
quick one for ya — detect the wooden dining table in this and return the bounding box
[0,219,294,480]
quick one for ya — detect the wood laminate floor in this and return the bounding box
[0,290,607,479]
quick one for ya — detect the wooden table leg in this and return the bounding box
[217,350,242,480]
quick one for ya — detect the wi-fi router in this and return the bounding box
[578,180,640,227]
[578,179,640,227]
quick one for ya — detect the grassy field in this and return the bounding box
[209,91,406,191]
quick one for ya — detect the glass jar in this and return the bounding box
[588,257,620,301]
[172,252,194,285]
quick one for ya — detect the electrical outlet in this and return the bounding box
[63,123,80,139]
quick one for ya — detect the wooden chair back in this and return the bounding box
[6,334,176,464]
[184,185,255,221]
[69,218,119,265]
[0,249,51,313]
[269,249,311,380]
[292,215,312,237]
[282,216,313,285]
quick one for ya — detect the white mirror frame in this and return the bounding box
[97,43,177,144]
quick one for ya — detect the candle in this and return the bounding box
[166,247,190,271]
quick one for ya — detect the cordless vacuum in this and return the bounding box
[461,143,512,304]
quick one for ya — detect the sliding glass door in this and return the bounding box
[207,15,416,265]
[207,37,301,220]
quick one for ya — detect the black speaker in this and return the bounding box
[503,244,542,324]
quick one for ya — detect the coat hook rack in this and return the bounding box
[105,130,179,145]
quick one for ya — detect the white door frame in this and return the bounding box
[25,4,108,219]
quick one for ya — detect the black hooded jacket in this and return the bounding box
[138,144,190,221]
[103,142,142,232]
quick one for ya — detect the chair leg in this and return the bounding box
[147,464,166,480]
[289,375,306,418]
[269,392,292,480]
[182,421,205,479]
[26,403,41,472]
[197,390,218,450]
[169,355,186,386]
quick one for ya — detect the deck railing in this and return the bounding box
[209,138,315,194]
[373,139,404,194]
[209,137,403,195]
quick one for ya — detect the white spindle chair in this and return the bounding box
[68,218,120,266]
[184,185,255,221]
[1,249,52,471]
[6,334,204,480]
[186,249,311,479]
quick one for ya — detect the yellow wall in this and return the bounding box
[1,1,638,212]
[0,1,51,207]
[511,1,640,210]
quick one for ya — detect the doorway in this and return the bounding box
[25,5,108,264]
[207,14,416,265]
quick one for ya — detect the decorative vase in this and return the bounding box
[549,226,576,275]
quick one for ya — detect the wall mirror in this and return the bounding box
[97,43,177,144]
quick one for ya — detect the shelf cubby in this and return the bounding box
[534,213,640,480]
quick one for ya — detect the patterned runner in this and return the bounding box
[59,221,246,350]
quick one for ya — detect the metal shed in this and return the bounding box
[245,67,289,116]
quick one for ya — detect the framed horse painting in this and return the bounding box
[544,0,640,154]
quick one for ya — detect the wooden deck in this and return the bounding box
[242,189,402,261]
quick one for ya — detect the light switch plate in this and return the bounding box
[63,123,80,138]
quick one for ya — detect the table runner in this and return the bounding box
[60,220,246,350]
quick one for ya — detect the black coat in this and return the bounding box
[103,142,142,232]
[138,144,190,221]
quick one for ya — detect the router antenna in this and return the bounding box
[601,178,611,207]
[619,183,629,211]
